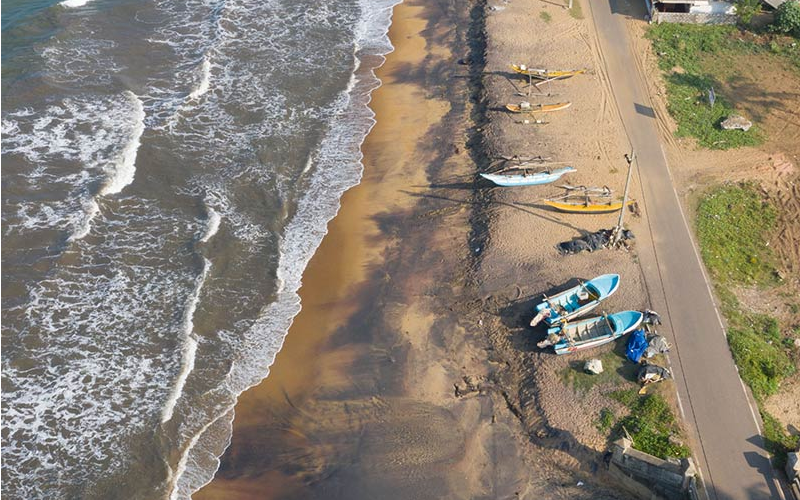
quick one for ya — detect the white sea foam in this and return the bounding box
[199,208,221,243]
[188,57,212,101]
[98,92,145,196]
[161,257,211,424]
[3,94,148,239]
[170,1,402,497]
[60,0,93,7]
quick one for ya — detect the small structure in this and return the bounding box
[645,0,738,24]
[609,437,700,499]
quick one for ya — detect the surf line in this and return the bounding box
[69,91,146,241]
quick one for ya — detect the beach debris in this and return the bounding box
[577,481,585,487]
[584,359,604,374]
[556,228,634,256]
[626,329,648,363]
[645,334,671,358]
[637,363,671,393]
[720,114,752,132]
[454,375,482,398]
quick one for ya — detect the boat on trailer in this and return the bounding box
[530,273,620,327]
[541,310,645,355]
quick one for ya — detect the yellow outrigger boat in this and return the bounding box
[506,102,572,113]
[510,64,586,80]
[543,198,635,214]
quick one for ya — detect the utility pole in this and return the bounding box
[612,151,635,246]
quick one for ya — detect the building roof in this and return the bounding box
[762,0,788,8]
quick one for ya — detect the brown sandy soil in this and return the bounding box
[195,1,635,499]
[623,16,800,433]
[478,0,689,482]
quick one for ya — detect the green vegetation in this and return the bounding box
[609,389,691,459]
[597,407,615,433]
[647,24,763,149]
[774,0,800,37]
[728,313,795,400]
[696,183,777,285]
[540,11,552,23]
[568,0,583,20]
[696,184,798,465]
[735,0,762,26]
[762,411,800,469]
[560,348,637,392]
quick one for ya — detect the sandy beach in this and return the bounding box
[196,0,673,498]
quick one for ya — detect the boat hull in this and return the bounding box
[543,199,635,214]
[480,166,575,187]
[510,65,586,80]
[532,273,620,326]
[549,310,643,355]
[506,102,572,113]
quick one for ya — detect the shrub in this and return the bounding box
[774,0,800,37]
[736,0,762,25]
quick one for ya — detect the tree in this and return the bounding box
[774,0,800,37]
[735,0,761,25]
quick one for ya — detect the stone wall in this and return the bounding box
[609,438,699,500]
[653,11,737,24]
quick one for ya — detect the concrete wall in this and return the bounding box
[609,438,698,500]
[653,11,737,23]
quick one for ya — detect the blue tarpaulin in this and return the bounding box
[626,328,648,363]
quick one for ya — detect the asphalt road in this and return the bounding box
[586,1,781,498]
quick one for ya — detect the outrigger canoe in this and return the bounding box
[506,102,571,113]
[543,199,636,214]
[530,274,620,327]
[510,64,586,80]
[544,310,644,355]
[480,166,576,187]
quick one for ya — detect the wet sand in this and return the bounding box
[196,0,653,498]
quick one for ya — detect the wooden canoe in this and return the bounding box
[510,65,586,80]
[480,166,576,187]
[506,102,572,113]
[543,199,635,214]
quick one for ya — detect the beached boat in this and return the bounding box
[506,102,572,113]
[510,64,586,80]
[545,310,644,355]
[480,166,576,187]
[530,273,620,327]
[543,199,635,214]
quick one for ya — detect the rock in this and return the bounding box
[584,359,604,374]
[794,338,800,349]
[721,114,752,132]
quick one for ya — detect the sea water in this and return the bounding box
[1,0,400,497]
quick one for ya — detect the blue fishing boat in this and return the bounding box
[539,310,644,355]
[480,166,575,187]
[530,274,620,327]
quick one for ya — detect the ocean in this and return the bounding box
[0,0,400,497]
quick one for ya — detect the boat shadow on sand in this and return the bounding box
[495,277,587,352]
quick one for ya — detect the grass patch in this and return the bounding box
[540,11,552,23]
[560,346,637,393]
[568,0,583,19]
[609,389,691,459]
[696,183,798,465]
[696,183,778,285]
[597,407,615,433]
[728,313,796,401]
[762,410,800,470]
[646,24,765,149]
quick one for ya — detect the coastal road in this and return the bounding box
[586,1,782,499]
